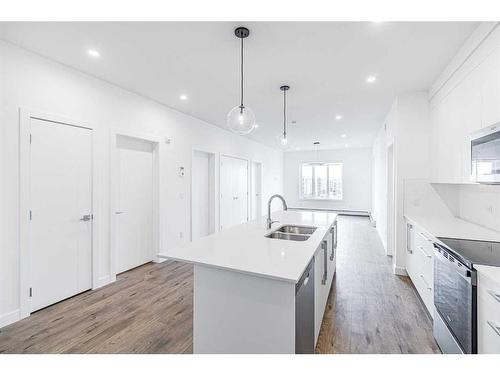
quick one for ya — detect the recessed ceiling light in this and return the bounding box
[345,144,349,148]
[254,124,260,128]
[179,94,188,101]
[335,115,342,120]
[341,134,347,138]
[366,75,377,83]
[87,49,100,58]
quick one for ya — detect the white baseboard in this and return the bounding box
[94,274,116,290]
[0,309,20,328]
[393,265,408,276]
[153,256,167,263]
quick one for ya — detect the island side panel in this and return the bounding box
[193,264,296,354]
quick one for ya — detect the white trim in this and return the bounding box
[109,128,162,278]
[429,22,500,103]
[94,275,117,289]
[18,108,98,319]
[190,148,218,241]
[0,309,20,328]
[393,265,408,276]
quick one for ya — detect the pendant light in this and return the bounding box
[227,27,256,135]
[280,85,290,146]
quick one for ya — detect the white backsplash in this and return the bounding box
[404,179,500,233]
[457,184,500,232]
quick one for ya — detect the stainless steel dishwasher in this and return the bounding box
[295,258,315,354]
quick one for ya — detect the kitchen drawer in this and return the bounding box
[478,293,500,353]
[477,270,500,305]
[412,266,434,316]
[414,229,434,259]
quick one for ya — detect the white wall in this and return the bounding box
[0,40,283,325]
[371,127,388,250]
[370,92,431,273]
[283,148,372,212]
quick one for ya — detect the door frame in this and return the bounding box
[219,154,250,230]
[19,108,98,319]
[250,159,264,219]
[386,142,395,257]
[109,128,162,278]
[190,148,217,241]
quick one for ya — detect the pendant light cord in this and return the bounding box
[283,89,287,138]
[240,37,244,110]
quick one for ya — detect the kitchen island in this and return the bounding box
[158,210,338,354]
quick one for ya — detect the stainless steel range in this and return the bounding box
[433,237,500,354]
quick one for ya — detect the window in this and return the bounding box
[300,162,343,200]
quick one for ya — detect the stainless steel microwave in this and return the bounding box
[471,123,500,184]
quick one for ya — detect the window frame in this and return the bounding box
[298,161,343,201]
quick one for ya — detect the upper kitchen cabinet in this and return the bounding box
[429,31,499,184]
[481,48,500,128]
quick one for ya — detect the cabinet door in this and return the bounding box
[456,68,482,183]
[482,48,500,128]
[478,271,500,353]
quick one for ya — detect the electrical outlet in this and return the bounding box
[487,205,495,214]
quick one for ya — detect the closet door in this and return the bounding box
[220,156,248,230]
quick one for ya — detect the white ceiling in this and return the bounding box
[0,22,477,150]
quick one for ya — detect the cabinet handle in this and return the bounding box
[420,274,432,291]
[488,290,500,304]
[487,321,500,338]
[322,240,328,285]
[418,231,433,242]
[406,224,413,254]
[418,245,432,259]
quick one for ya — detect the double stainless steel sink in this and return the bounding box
[265,225,317,241]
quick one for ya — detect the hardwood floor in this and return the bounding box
[315,216,440,354]
[0,261,193,354]
[0,216,440,354]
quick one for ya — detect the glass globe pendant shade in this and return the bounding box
[226,105,256,135]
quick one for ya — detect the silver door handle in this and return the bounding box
[322,240,328,285]
[115,211,126,215]
[80,214,92,221]
[488,290,500,303]
[487,321,500,337]
[303,273,310,286]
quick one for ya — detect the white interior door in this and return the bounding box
[233,157,249,224]
[30,118,92,312]
[116,136,154,274]
[220,156,248,230]
[192,150,215,240]
[251,162,262,219]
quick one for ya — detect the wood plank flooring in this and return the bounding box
[315,216,440,354]
[0,216,440,354]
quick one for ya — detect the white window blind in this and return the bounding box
[300,162,343,200]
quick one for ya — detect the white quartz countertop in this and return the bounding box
[404,214,500,243]
[474,264,500,281]
[158,210,337,283]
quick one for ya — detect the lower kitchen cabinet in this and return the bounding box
[406,220,435,317]
[477,267,500,353]
[314,220,337,345]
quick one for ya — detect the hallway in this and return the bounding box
[316,215,440,353]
